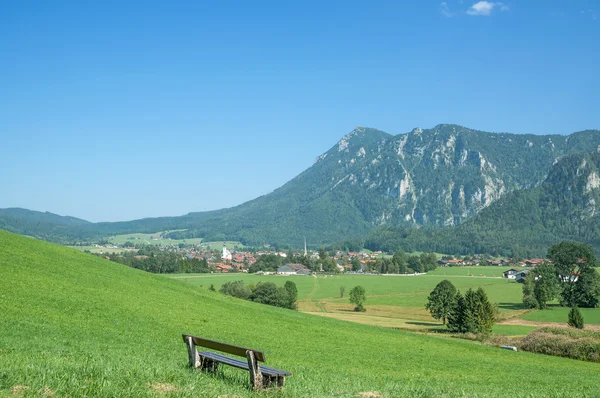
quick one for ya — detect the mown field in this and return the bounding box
[2,231,600,397]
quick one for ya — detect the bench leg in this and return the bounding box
[246,350,263,390]
[262,375,285,389]
[185,336,200,368]
[199,357,219,373]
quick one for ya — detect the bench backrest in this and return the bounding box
[182,334,266,362]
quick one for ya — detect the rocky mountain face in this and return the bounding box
[361,150,600,257]
[312,124,599,228]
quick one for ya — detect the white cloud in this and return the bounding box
[467,1,509,16]
[440,2,454,17]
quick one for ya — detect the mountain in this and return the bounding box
[161,124,600,246]
[2,125,600,249]
[363,151,600,256]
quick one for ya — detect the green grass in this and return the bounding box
[427,266,528,277]
[107,231,203,246]
[174,274,523,309]
[522,307,600,325]
[106,231,244,249]
[68,245,135,254]
[2,230,600,397]
[492,325,538,336]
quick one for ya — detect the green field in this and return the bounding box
[68,245,135,254]
[174,273,524,307]
[522,307,600,325]
[427,266,527,277]
[3,230,600,397]
[106,232,244,249]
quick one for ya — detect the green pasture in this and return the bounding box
[522,307,600,325]
[427,266,527,277]
[107,232,204,246]
[492,324,538,336]
[106,231,244,249]
[3,230,600,397]
[174,273,523,308]
[68,245,135,255]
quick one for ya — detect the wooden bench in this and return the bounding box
[182,334,291,390]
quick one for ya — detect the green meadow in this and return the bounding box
[106,231,244,249]
[173,271,600,331]
[522,307,600,325]
[2,230,600,397]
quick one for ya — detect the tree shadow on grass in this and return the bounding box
[405,321,442,327]
[497,302,527,310]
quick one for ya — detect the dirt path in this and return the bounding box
[499,318,600,331]
[305,275,320,302]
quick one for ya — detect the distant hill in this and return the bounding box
[363,151,600,256]
[0,208,90,226]
[0,208,95,243]
[2,125,600,251]
[1,229,599,396]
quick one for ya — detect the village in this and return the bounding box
[91,237,547,278]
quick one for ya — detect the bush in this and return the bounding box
[519,327,600,362]
[219,280,252,300]
[568,307,584,329]
[250,281,298,310]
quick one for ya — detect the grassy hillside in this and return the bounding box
[1,230,599,397]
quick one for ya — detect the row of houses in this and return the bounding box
[439,258,547,267]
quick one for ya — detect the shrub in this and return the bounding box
[250,282,285,306]
[568,307,584,329]
[219,280,252,300]
[250,282,298,310]
[519,327,600,362]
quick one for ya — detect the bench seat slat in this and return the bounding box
[199,352,291,376]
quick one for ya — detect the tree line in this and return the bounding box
[218,280,298,310]
[103,250,213,274]
[522,241,600,309]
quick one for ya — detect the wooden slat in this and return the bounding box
[199,352,291,376]
[182,334,265,362]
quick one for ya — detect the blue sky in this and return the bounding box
[1,0,598,222]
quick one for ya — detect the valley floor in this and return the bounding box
[173,269,600,336]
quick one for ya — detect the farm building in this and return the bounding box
[277,263,310,275]
[514,269,531,283]
[503,269,521,279]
